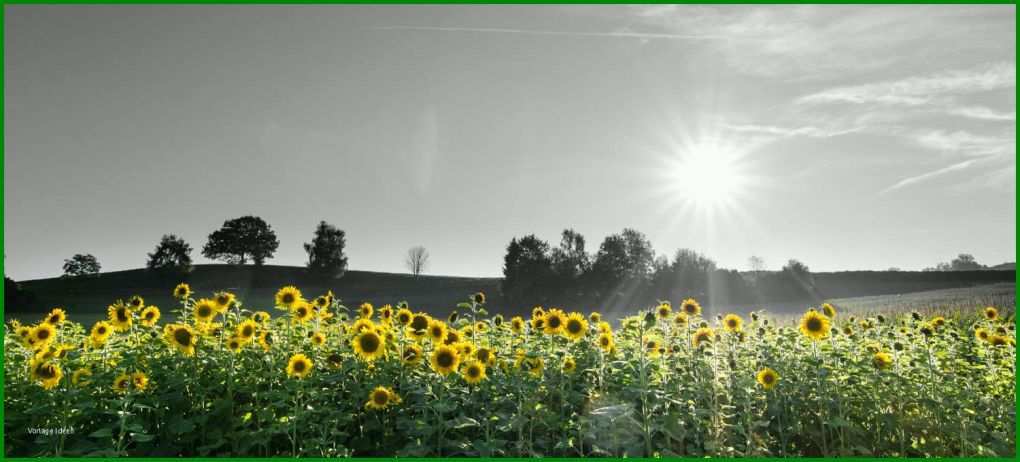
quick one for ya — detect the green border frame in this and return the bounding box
[0,1,1016,460]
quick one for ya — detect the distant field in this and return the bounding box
[828,282,1016,317]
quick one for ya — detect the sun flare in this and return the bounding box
[665,138,749,211]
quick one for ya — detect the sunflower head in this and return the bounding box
[821,303,837,319]
[173,283,192,300]
[140,306,161,327]
[475,346,496,366]
[472,292,486,304]
[532,306,545,320]
[872,352,893,370]
[409,313,431,339]
[395,308,413,326]
[563,312,589,341]
[722,314,743,332]
[357,302,374,319]
[352,330,385,361]
[31,323,57,348]
[430,345,461,376]
[756,368,779,390]
[44,308,67,326]
[975,327,991,342]
[799,310,831,341]
[71,367,92,387]
[402,344,423,366]
[378,305,394,322]
[510,316,525,334]
[213,292,236,311]
[644,337,662,358]
[313,295,330,310]
[656,302,672,319]
[107,303,133,331]
[310,332,326,347]
[286,353,314,379]
[461,360,487,385]
[542,308,567,335]
[444,329,462,345]
[692,327,714,349]
[90,321,113,347]
[983,306,999,320]
[681,298,702,317]
[597,332,614,352]
[128,295,145,309]
[193,299,218,323]
[589,312,602,324]
[291,302,315,323]
[258,331,274,351]
[236,319,258,340]
[327,352,344,369]
[365,386,401,410]
[492,314,504,327]
[562,356,577,374]
[931,316,946,328]
[165,324,198,356]
[673,312,689,328]
[29,358,63,390]
[427,320,448,343]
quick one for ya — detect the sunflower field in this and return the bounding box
[4,284,1016,457]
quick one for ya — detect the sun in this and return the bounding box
[666,138,749,211]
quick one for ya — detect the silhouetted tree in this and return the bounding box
[551,229,590,281]
[502,235,554,306]
[147,234,193,274]
[202,215,279,265]
[304,221,348,278]
[62,253,101,278]
[406,246,430,277]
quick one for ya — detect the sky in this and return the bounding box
[4,5,1016,281]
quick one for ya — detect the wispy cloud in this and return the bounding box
[372,25,725,41]
[947,106,1016,121]
[913,129,1015,157]
[797,62,1015,106]
[880,158,981,193]
[723,123,862,138]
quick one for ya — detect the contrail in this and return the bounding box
[372,25,726,41]
[880,159,979,194]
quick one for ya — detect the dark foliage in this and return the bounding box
[146,234,193,275]
[304,221,348,278]
[202,216,280,266]
[62,254,101,278]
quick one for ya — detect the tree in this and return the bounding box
[147,234,193,274]
[749,255,766,273]
[502,235,555,305]
[62,253,101,278]
[950,254,984,271]
[405,246,430,276]
[304,221,348,278]
[550,229,590,280]
[202,216,280,265]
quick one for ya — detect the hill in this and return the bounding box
[6,264,502,324]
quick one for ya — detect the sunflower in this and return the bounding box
[989,335,1010,347]
[131,372,149,391]
[173,283,192,300]
[71,368,92,387]
[44,308,67,326]
[140,306,161,327]
[193,299,218,323]
[530,316,545,332]
[975,327,991,342]
[692,327,714,348]
[351,318,376,335]
[107,303,133,332]
[258,331,274,351]
[351,302,371,320]
[656,302,672,319]
[90,321,114,347]
[563,312,589,341]
[408,313,431,339]
[510,316,525,334]
[31,323,57,349]
[931,316,946,328]
[430,345,461,376]
[919,323,935,337]
[756,368,779,390]
[983,306,999,321]
[29,358,63,390]
[402,343,423,366]
[475,346,496,366]
[312,295,330,311]
[225,336,243,353]
[562,356,577,374]
[872,352,893,370]
[461,325,475,340]
[291,302,315,324]
[680,298,702,317]
[821,303,837,319]
[722,314,743,332]
[235,319,258,342]
[543,308,567,335]
[457,342,477,358]
[253,311,272,324]
[474,321,489,333]
[515,355,544,377]
[644,338,662,358]
[365,386,401,410]
[799,310,831,341]
[128,295,145,310]
[492,314,504,327]
[160,324,195,356]
[353,330,385,361]
[472,292,486,304]
[427,319,448,343]
[310,331,326,348]
[673,312,689,328]
[113,373,132,393]
[597,321,612,334]
[213,291,236,311]
[444,328,462,345]
[461,360,487,385]
[286,353,314,379]
[395,308,413,326]
[843,326,854,337]
[597,332,614,352]
[589,312,602,324]
[378,305,394,323]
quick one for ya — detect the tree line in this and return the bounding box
[499,228,821,310]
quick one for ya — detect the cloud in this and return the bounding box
[912,129,1015,157]
[880,158,980,193]
[797,62,1015,106]
[947,106,1016,121]
[371,25,724,41]
[723,123,862,138]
